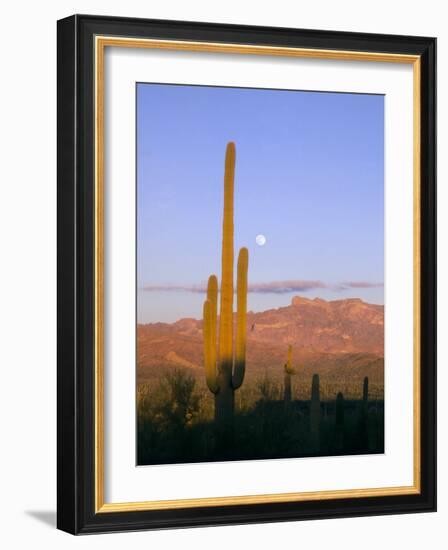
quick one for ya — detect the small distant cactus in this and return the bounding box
[356,376,369,450]
[283,345,295,403]
[368,406,379,452]
[310,374,321,450]
[336,392,345,426]
[335,392,345,451]
[363,376,369,412]
[203,142,249,425]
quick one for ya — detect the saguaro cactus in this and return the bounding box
[310,374,321,450]
[362,376,369,412]
[283,345,295,403]
[335,391,345,451]
[357,376,370,450]
[203,142,249,424]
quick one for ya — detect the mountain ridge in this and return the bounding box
[137,295,384,386]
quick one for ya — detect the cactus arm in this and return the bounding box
[207,274,218,381]
[203,299,219,394]
[232,247,248,389]
[218,142,235,375]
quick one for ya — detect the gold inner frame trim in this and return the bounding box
[94,35,421,513]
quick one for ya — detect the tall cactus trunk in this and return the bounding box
[214,385,235,424]
[218,142,235,389]
[216,141,235,423]
[203,142,249,426]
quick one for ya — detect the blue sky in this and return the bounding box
[137,83,384,323]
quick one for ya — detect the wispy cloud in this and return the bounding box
[337,281,384,290]
[140,280,383,295]
[140,283,208,293]
[248,280,327,294]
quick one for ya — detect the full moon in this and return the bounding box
[256,234,266,247]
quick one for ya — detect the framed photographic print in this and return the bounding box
[57,14,436,534]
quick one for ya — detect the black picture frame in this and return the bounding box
[57,14,436,535]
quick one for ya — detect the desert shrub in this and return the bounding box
[157,368,200,427]
[256,375,281,402]
[137,368,205,464]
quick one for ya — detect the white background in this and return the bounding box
[0,1,444,548]
[105,48,414,502]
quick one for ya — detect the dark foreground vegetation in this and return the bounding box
[137,368,384,465]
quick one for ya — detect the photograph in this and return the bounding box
[136,83,385,465]
[55,13,436,535]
